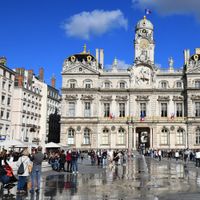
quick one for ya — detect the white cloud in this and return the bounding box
[106,59,130,70]
[62,10,128,39]
[117,59,130,69]
[132,0,200,21]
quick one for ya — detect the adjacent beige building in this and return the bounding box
[60,16,200,150]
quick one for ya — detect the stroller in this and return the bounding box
[0,163,18,195]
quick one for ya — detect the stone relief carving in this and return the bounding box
[80,95,94,100]
[157,96,170,101]
[115,96,128,101]
[65,95,78,100]
[100,96,113,101]
[172,96,184,101]
[135,95,149,101]
[191,95,200,100]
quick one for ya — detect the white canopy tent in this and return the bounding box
[45,142,61,148]
[0,139,25,148]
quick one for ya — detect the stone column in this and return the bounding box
[133,127,136,150]
[128,124,133,150]
[150,128,153,148]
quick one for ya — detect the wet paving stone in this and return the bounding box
[1,156,200,199]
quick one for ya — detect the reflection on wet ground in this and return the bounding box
[1,156,200,199]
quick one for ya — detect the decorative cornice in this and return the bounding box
[191,95,200,100]
[115,95,128,101]
[135,95,149,101]
[80,95,94,100]
[100,96,113,101]
[157,96,170,101]
[65,94,78,100]
[172,96,184,101]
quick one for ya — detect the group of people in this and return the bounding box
[48,149,79,174]
[145,148,200,167]
[0,146,44,195]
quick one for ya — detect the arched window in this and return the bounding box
[102,128,109,145]
[160,81,167,89]
[195,80,200,89]
[68,79,77,88]
[119,81,126,89]
[118,128,125,145]
[104,81,111,88]
[83,128,91,145]
[68,128,75,145]
[160,128,168,145]
[84,79,92,88]
[176,81,182,88]
[176,128,184,145]
[196,128,200,144]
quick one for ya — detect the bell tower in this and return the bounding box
[134,16,155,64]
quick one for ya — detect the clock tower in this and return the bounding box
[134,16,155,64]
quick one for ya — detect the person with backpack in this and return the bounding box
[30,146,44,193]
[71,149,78,174]
[16,148,31,194]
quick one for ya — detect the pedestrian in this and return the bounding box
[30,146,44,193]
[175,150,179,161]
[158,149,162,161]
[59,150,66,172]
[71,149,78,174]
[66,150,72,172]
[16,148,32,194]
[195,149,200,167]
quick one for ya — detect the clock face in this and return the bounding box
[139,39,149,49]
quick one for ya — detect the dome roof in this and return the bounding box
[136,16,153,30]
[67,44,96,63]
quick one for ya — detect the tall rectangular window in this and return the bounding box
[161,103,167,117]
[195,102,200,117]
[176,103,183,117]
[2,81,5,90]
[1,95,5,105]
[140,103,146,117]
[84,102,91,117]
[68,102,75,117]
[104,103,110,117]
[1,110,4,118]
[85,83,91,88]
[195,81,200,89]
[119,103,125,117]
[7,97,11,106]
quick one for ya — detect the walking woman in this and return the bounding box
[16,148,32,194]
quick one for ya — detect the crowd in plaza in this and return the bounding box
[1,147,200,196]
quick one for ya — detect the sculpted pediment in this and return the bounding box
[157,96,170,101]
[172,96,184,101]
[80,95,94,100]
[100,96,113,101]
[65,95,78,100]
[191,95,200,100]
[115,96,128,101]
[63,63,99,74]
[135,95,149,101]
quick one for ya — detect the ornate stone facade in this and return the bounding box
[60,17,200,150]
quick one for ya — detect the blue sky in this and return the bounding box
[0,0,200,89]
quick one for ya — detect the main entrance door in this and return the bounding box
[136,127,150,150]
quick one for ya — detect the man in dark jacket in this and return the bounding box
[30,146,44,193]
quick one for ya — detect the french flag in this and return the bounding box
[140,112,145,121]
[145,9,152,15]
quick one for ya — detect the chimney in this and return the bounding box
[39,67,44,82]
[99,49,104,68]
[18,75,23,87]
[28,70,33,85]
[96,49,99,64]
[184,49,190,65]
[51,75,56,88]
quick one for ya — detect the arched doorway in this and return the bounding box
[136,127,150,152]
